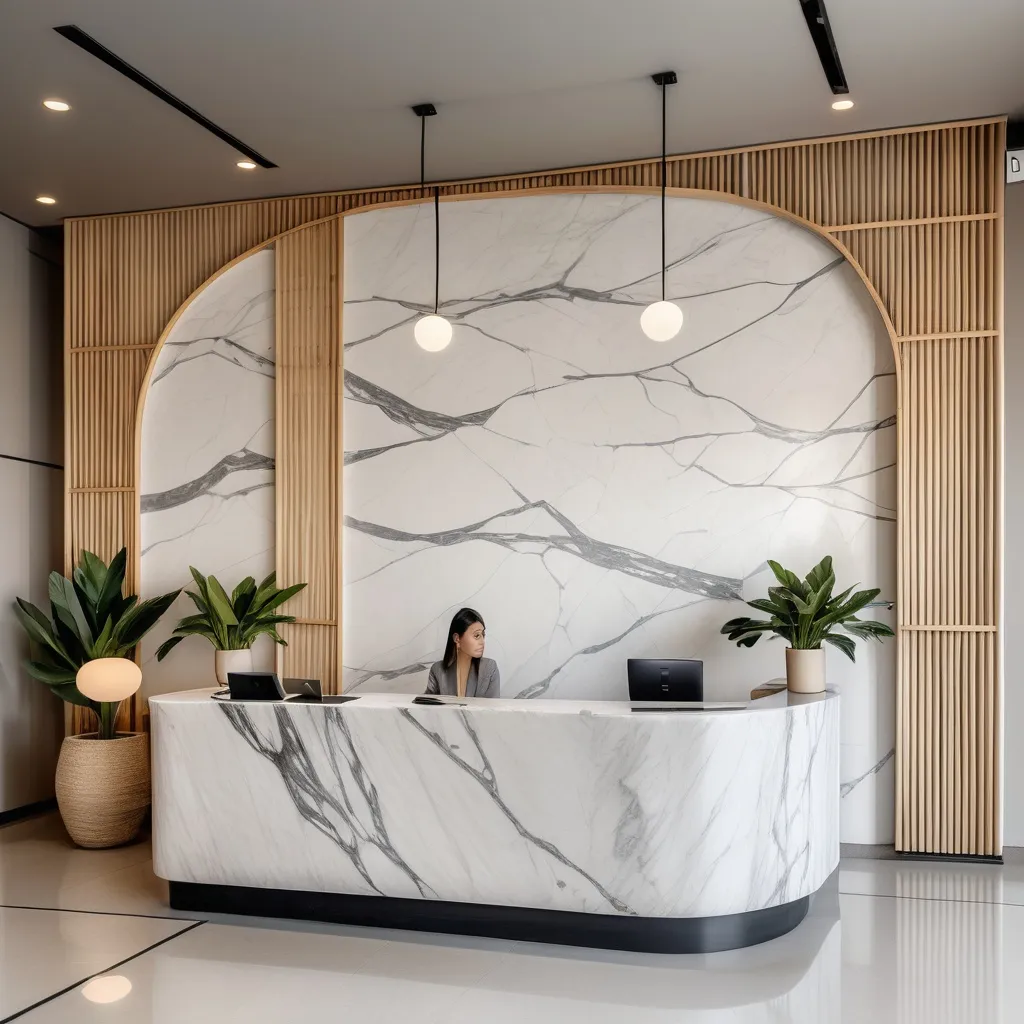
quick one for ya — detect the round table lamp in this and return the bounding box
[76,658,143,702]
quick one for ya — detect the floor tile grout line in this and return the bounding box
[839,889,1024,908]
[0,902,198,923]
[0,920,207,1024]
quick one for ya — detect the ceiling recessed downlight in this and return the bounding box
[236,160,257,170]
[43,98,71,111]
[36,195,57,205]
[832,99,854,110]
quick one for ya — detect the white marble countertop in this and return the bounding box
[151,685,839,920]
[151,688,835,716]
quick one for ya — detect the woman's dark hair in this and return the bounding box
[442,607,485,668]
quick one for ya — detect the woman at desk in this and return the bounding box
[425,607,500,698]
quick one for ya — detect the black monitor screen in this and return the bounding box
[627,659,703,702]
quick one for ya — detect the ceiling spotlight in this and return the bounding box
[35,195,57,205]
[831,99,854,110]
[236,159,257,170]
[43,99,71,112]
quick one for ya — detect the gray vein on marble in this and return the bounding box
[343,212,789,350]
[152,289,275,384]
[345,499,742,601]
[220,703,436,897]
[141,448,274,513]
[514,598,708,699]
[841,748,895,798]
[343,258,855,467]
[398,707,636,914]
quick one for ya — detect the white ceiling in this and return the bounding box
[2,0,1023,226]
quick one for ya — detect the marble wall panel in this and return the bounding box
[342,193,896,843]
[140,249,276,696]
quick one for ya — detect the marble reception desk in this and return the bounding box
[151,689,839,953]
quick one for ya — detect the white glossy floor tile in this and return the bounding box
[6,815,1024,1021]
[840,855,1024,906]
[0,906,193,1020]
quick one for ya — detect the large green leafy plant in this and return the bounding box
[13,548,181,737]
[156,568,306,661]
[721,555,894,661]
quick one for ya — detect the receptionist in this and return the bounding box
[425,607,500,698]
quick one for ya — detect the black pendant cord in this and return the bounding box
[420,114,426,195]
[660,78,667,303]
[414,103,441,317]
[434,187,440,315]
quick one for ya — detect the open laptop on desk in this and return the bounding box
[628,659,703,702]
[626,659,745,711]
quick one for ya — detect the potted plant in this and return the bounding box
[720,555,894,693]
[13,548,180,847]
[156,568,306,683]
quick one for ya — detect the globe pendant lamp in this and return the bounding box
[412,103,452,352]
[641,71,683,342]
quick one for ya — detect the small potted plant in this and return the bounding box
[720,555,894,693]
[13,548,180,847]
[156,568,306,683]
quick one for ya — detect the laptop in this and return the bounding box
[283,677,323,700]
[627,659,703,702]
[282,678,361,705]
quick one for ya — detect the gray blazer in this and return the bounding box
[425,657,501,698]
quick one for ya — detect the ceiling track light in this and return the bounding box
[798,0,849,95]
[640,71,684,343]
[412,102,452,352]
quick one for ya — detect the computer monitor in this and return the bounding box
[627,659,703,702]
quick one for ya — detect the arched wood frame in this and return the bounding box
[67,119,1004,857]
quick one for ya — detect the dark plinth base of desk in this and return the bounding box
[169,881,809,954]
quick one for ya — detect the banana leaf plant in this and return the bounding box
[720,555,894,661]
[155,568,306,660]
[13,548,181,738]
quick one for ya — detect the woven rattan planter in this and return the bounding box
[55,732,150,848]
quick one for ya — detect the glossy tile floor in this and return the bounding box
[1,814,1022,1022]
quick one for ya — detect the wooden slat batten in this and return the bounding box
[275,221,343,692]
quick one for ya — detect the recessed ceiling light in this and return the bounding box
[35,195,57,205]
[43,98,71,112]
[236,160,257,170]
[832,99,854,111]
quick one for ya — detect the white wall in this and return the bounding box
[1003,183,1024,845]
[0,214,63,813]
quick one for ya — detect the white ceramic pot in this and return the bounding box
[785,648,826,694]
[215,648,254,685]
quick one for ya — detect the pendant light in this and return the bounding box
[640,71,684,342]
[412,103,452,352]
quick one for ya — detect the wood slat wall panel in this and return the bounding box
[64,118,1004,854]
[275,222,343,690]
[277,624,339,695]
[66,349,151,489]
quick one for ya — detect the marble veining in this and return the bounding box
[341,193,895,844]
[139,249,277,697]
[151,690,839,919]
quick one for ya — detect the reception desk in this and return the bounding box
[150,689,839,953]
